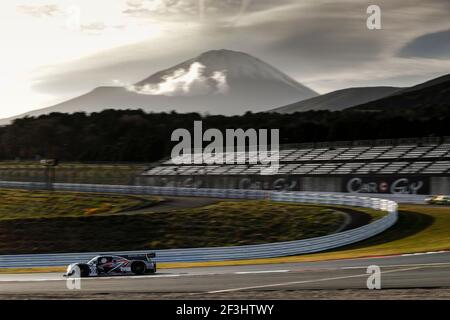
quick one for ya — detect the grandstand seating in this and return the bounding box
[144,138,450,177]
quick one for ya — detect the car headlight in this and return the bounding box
[66,264,77,276]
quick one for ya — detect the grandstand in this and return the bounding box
[139,137,450,194]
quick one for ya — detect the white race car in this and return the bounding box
[424,195,450,205]
[65,253,157,277]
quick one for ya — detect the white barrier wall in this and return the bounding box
[0,181,398,268]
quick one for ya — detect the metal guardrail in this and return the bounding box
[0,181,398,268]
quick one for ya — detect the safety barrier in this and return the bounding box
[0,181,398,268]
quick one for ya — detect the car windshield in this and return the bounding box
[88,256,100,264]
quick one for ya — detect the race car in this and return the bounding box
[424,195,450,205]
[65,253,157,277]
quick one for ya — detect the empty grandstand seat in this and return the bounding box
[377,162,410,174]
[314,148,348,161]
[298,148,329,161]
[402,146,435,159]
[355,162,389,174]
[310,163,343,175]
[283,149,312,161]
[355,146,392,160]
[335,147,369,160]
[333,162,365,174]
[378,145,416,159]
[279,149,296,161]
[423,144,450,158]
[422,161,450,174]
[278,163,301,174]
[145,139,450,178]
[292,163,320,174]
[399,162,432,174]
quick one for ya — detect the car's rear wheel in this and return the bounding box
[131,261,146,275]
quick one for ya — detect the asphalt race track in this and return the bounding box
[0,252,449,299]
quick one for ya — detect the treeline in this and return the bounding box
[0,106,448,162]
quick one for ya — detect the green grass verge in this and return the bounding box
[153,204,450,268]
[2,204,448,273]
[0,189,161,220]
[331,204,450,256]
[0,200,348,254]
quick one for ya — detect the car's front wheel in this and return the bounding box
[78,264,91,277]
[131,261,146,275]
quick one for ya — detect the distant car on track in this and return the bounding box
[424,195,450,205]
[65,253,157,277]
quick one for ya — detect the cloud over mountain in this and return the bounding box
[0,49,317,124]
[127,62,228,96]
[399,29,450,59]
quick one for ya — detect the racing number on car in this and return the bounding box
[66,265,81,290]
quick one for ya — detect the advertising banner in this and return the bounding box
[344,176,430,195]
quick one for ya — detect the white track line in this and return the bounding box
[341,262,450,270]
[0,269,292,283]
[401,251,448,257]
[0,274,182,282]
[206,267,422,294]
[2,260,448,284]
[234,270,289,275]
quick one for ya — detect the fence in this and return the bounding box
[0,181,398,268]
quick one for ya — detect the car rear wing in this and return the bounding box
[119,253,156,261]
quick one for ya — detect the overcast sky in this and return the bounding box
[1,0,449,118]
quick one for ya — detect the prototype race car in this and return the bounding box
[425,195,450,205]
[65,253,157,277]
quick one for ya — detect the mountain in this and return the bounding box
[349,74,450,116]
[0,49,318,124]
[392,73,450,94]
[269,86,402,113]
[270,73,450,114]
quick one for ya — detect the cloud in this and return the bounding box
[78,21,125,34]
[81,22,107,32]
[28,0,450,101]
[17,4,61,18]
[127,62,228,96]
[202,1,388,74]
[122,0,291,23]
[123,0,202,19]
[398,29,450,59]
[126,0,144,8]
